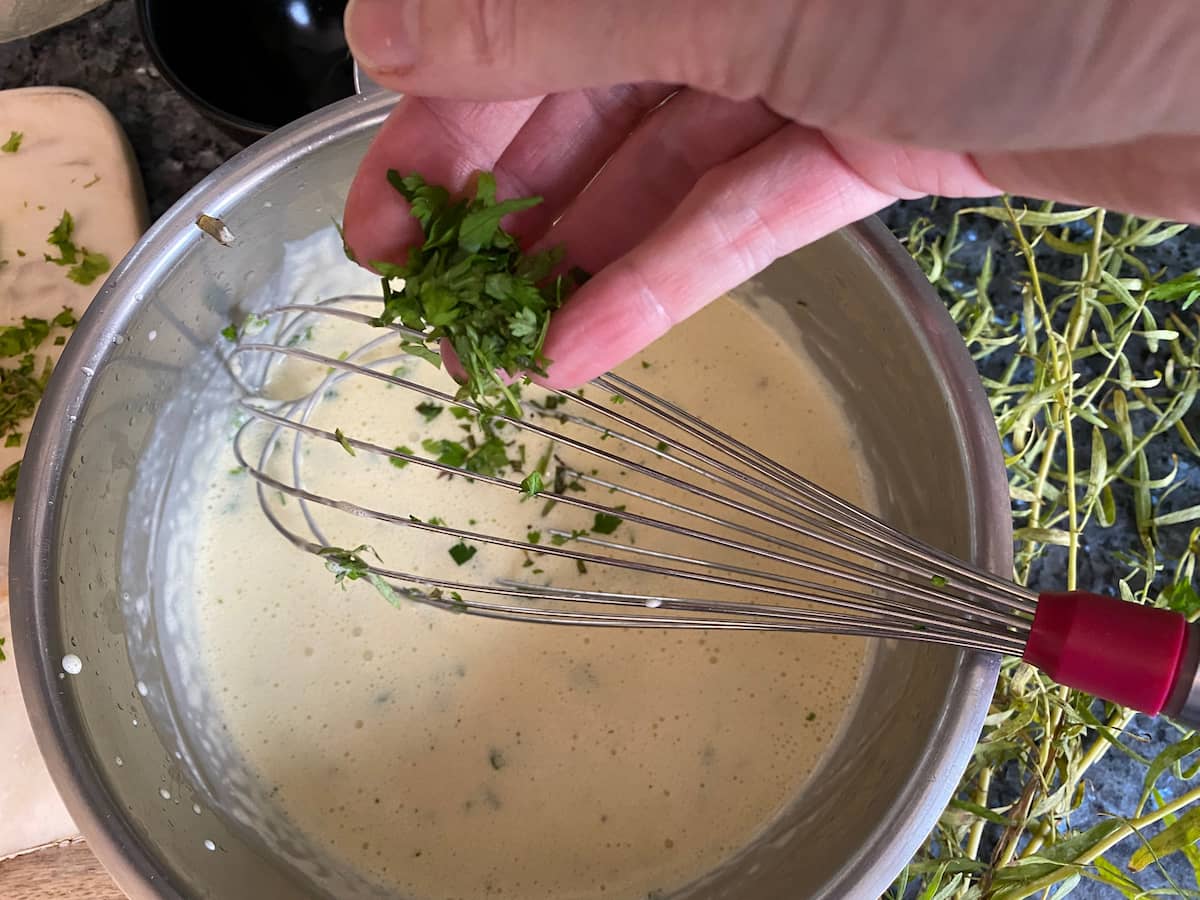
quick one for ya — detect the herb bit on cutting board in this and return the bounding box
[364,170,588,417]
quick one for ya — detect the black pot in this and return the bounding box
[136,0,356,145]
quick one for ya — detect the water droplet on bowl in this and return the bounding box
[136,680,148,697]
[159,788,171,800]
[61,654,82,675]
[203,839,216,852]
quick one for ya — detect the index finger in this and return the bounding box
[343,96,541,267]
[538,125,895,388]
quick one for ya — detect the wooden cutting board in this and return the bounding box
[0,85,145,894]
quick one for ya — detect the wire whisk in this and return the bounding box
[227,296,1200,726]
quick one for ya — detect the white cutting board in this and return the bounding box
[0,86,145,861]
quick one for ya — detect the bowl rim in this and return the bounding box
[9,90,1008,899]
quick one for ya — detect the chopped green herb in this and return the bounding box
[805,712,816,722]
[592,509,625,535]
[449,541,477,565]
[1,131,22,153]
[43,211,110,285]
[464,432,512,478]
[519,470,544,497]
[575,559,588,575]
[0,318,50,357]
[220,323,238,342]
[0,636,6,661]
[318,544,403,609]
[229,466,245,475]
[640,360,651,369]
[366,170,585,416]
[401,340,442,368]
[655,441,670,453]
[610,394,625,404]
[334,428,356,456]
[66,250,110,286]
[550,529,588,547]
[422,438,469,469]
[390,446,413,469]
[416,401,443,422]
[0,460,19,500]
[5,433,20,448]
[527,530,541,544]
[0,352,56,451]
[930,574,948,588]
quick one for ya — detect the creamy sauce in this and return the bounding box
[189,231,875,899]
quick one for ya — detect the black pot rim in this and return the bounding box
[135,0,276,138]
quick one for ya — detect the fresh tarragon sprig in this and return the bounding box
[367,170,585,417]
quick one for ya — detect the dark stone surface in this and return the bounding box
[2,1,1197,897]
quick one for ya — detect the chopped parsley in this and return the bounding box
[449,541,478,565]
[592,509,625,535]
[0,317,54,357]
[422,437,469,468]
[519,471,544,496]
[43,211,111,286]
[367,171,587,416]
[416,401,444,422]
[2,131,22,153]
[317,545,403,609]
[334,428,356,456]
[0,461,20,501]
[0,310,76,466]
[390,446,413,468]
[220,323,238,342]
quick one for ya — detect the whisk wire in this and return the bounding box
[230,299,1038,658]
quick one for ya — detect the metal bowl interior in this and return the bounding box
[10,92,1008,899]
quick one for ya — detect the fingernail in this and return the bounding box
[345,0,421,72]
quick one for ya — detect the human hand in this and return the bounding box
[341,0,1200,388]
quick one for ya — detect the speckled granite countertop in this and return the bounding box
[1,1,1196,897]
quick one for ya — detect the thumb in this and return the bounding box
[344,0,782,100]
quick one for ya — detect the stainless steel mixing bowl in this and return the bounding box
[10,91,1009,899]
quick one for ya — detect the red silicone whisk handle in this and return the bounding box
[1024,592,1200,723]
